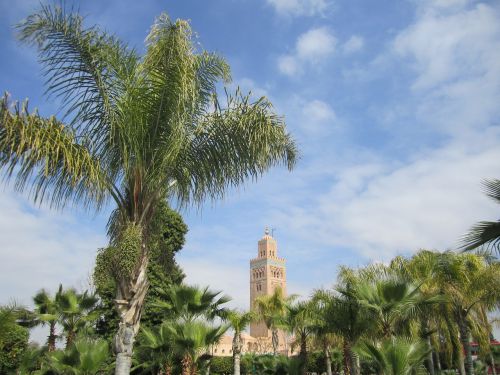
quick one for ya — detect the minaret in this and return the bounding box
[249,227,287,338]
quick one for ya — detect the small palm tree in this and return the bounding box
[351,277,441,338]
[154,284,231,322]
[33,285,64,351]
[57,289,99,349]
[44,337,110,375]
[254,287,294,355]
[165,321,229,375]
[135,324,175,375]
[226,310,256,375]
[356,337,429,375]
[313,287,373,375]
[281,301,315,375]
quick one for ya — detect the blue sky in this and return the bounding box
[1,0,500,339]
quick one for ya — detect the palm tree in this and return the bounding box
[57,289,99,349]
[154,284,231,322]
[44,337,110,375]
[135,324,175,375]
[313,288,373,375]
[347,273,441,338]
[462,179,500,255]
[281,301,315,375]
[356,337,430,375]
[310,294,342,375]
[164,321,229,375]
[33,286,64,351]
[0,305,18,349]
[432,252,500,375]
[226,310,256,375]
[1,5,297,374]
[254,287,294,355]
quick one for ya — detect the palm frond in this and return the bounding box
[482,179,500,204]
[16,5,132,146]
[172,90,298,205]
[0,95,115,209]
[461,220,500,254]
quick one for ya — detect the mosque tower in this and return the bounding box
[249,227,287,337]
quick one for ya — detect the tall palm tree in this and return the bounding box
[57,289,99,349]
[254,287,294,355]
[226,310,256,375]
[356,337,430,375]
[1,5,297,374]
[33,285,64,351]
[462,179,500,255]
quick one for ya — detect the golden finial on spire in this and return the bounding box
[265,226,270,236]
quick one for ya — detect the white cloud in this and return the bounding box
[267,0,500,260]
[268,134,500,260]
[343,35,364,54]
[394,3,500,90]
[296,27,337,60]
[265,0,331,17]
[302,99,336,123]
[278,27,336,75]
[278,55,300,76]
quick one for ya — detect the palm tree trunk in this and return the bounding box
[343,340,356,375]
[233,333,242,375]
[426,335,435,375]
[234,352,241,375]
[114,248,150,375]
[181,355,191,375]
[299,335,308,375]
[65,330,76,349]
[47,322,57,352]
[271,329,279,355]
[458,312,474,375]
[433,349,441,372]
[489,352,497,375]
[444,306,465,375]
[324,345,332,375]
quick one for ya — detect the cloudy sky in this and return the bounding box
[1,0,500,340]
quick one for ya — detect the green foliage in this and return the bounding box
[462,179,500,254]
[153,284,231,322]
[356,337,430,375]
[94,204,187,339]
[305,350,340,373]
[42,337,110,375]
[94,223,142,289]
[241,354,298,375]
[0,323,29,374]
[210,356,233,374]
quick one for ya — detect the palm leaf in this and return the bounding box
[0,95,113,209]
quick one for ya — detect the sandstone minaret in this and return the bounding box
[249,227,287,338]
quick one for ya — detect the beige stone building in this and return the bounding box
[212,228,292,357]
